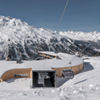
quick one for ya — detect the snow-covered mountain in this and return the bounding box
[0,16,99,60]
[60,31,100,41]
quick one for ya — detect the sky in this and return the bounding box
[0,0,100,32]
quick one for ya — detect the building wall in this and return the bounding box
[0,63,83,82]
[0,78,2,82]
[1,68,32,81]
[39,53,56,59]
[52,64,83,77]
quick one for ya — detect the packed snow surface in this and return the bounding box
[0,57,100,100]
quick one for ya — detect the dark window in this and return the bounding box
[32,71,56,87]
[62,69,74,79]
[14,74,28,78]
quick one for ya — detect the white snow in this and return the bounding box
[0,16,100,59]
[0,16,76,60]
[0,16,70,47]
[60,31,100,42]
[0,16,100,100]
[0,57,100,100]
[0,52,83,77]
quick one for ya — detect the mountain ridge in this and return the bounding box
[0,16,99,60]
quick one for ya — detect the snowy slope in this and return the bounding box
[60,31,100,51]
[0,16,74,59]
[0,57,100,100]
[0,16,99,60]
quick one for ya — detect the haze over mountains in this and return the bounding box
[0,16,100,60]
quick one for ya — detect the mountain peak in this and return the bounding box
[0,16,99,60]
[0,16,28,27]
